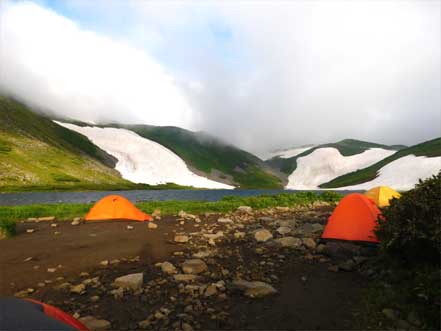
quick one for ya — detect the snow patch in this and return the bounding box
[286,147,396,189]
[56,122,234,189]
[262,145,315,160]
[340,155,441,191]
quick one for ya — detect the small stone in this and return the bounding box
[161,262,177,275]
[127,225,134,230]
[339,260,355,272]
[174,235,189,243]
[14,290,29,298]
[26,229,35,233]
[316,244,326,253]
[113,273,143,290]
[233,280,277,298]
[275,237,302,248]
[217,218,233,224]
[382,308,399,321]
[182,259,208,274]
[37,216,56,222]
[71,219,81,225]
[78,316,111,331]
[173,274,198,282]
[47,268,57,273]
[23,257,33,262]
[154,311,165,320]
[276,226,291,235]
[110,287,124,299]
[70,284,86,294]
[138,319,151,329]
[148,222,158,229]
[234,232,246,239]
[54,231,61,235]
[152,209,161,218]
[204,285,218,297]
[237,206,252,213]
[302,238,316,249]
[100,260,109,266]
[182,322,194,331]
[203,231,224,240]
[254,229,273,242]
[328,265,339,272]
[90,295,100,302]
[27,288,35,294]
[51,223,58,228]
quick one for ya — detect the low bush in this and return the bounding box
[0,219,16,237]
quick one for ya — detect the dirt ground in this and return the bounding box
[0,206,369,330]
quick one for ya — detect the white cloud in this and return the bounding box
[0,1,194,127]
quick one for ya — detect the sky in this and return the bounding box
[0,0,440,157]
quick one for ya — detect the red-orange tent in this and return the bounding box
[321,193,381,243]
[85,195,152,222]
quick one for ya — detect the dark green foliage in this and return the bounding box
[321,138,441,188]
[267,139,404,175]
[0,97,116,167]
[375,172,441,265]
[0,219,16,237]
[370,173,441,329]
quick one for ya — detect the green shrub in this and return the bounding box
[0,219,16,237]
[375,171,441,266]
[51,173,81,183]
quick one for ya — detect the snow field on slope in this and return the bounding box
[57,122,234,189]
[340,155,441,191]
[286,147,396,189]
[263,145,316,160]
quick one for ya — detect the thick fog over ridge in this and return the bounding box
[0,0,440,155]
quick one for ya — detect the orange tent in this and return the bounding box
[321,193,381,243]
[85,195,152,222]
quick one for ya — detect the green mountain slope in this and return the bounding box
[266,139,406,175]
[319,138,441,188]
[0,97,135,191]
[103,124,283,189]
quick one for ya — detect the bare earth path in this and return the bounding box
[0,206,368,330]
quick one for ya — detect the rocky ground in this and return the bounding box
[2,203,418,330]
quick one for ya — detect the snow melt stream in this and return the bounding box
[286,147,396,189]
[57,122,234,189]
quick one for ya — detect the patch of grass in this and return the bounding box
[0,191,341,225]
[0,219,16,237]
[320,138,441,188]
[51,173,81,182]
[0,137,12,153]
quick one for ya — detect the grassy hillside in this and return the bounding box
[0,97,137,191]
[103,124,283,189]
[266,139,405,175]
[320,137,441,188]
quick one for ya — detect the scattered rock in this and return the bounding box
[204,285,218,297]
[152,209,161,219]
[382,308,399,321]
[174,235,189,243]
[275,237,302,248]
[233,280,277,298]
[302,238,316,249]
[173,274,198,282]
[26,229,35,234]
[138,319,151,329]
[23,257,33,262]
[254,229,273,242]
[234,232,246,239]
[90,295,100,302]
[37,216,56,222]
[110,287,124,299]
[71,219,81,225]
[203,231,224,240]
[148,222,158,229]
[126,225,134,230]
[51,223,58,228]
[160,261,177,275]
[276,226,291,235]
[217,217,233,224]
[182,259,208,274]
[70,284,86,295]
[100,260,109,267]
[338,260,355,272]
[78,316,111,331]
[237,206,252,213]
[14,290,29,298]
[316,244,326,253]
[113,273,143,290]
[47,268,57,273]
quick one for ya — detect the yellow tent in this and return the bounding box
[364,186,401,207]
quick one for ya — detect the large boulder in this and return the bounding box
[112,273,143,290]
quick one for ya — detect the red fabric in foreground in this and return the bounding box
[25,299,89,331]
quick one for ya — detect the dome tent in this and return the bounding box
[364,186,401,207]
[85,195,152,222]
[321,193,381,243]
